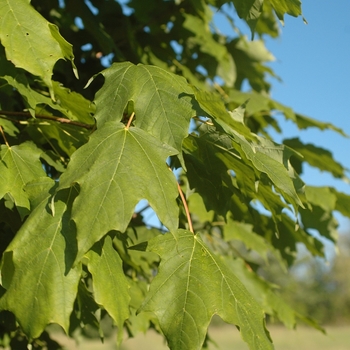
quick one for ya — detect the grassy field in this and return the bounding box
[52,324,350,350]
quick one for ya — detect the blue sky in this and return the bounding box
[265,1,350,230]
[215,1,350,230]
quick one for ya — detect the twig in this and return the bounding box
[177,182,194,234]
[126,112,135,129]
[213,82,229,100]
[192,116,214,125]
[0,125,10,147]
[0,110,95,130]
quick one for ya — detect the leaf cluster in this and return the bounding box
[0,1,349,349]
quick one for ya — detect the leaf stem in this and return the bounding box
[213,82,229,99]
[0,125,10,147]
[126,112,135,129]
[0,110,94,130]
[177,182,194,234]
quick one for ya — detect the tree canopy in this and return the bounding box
[0,0,349,349]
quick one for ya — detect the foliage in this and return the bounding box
[0,0,349,349]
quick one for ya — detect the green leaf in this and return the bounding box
[188,192,214,223]
[0,142,47,218]
[0,0,77,96]
[69,281,102,337]
[140,230,273,350]
[295,113,347,136]
[58,122,179,263]
[0,188,81,339]
[234,133,304,210]
[273,216,326,263]
[224,217,274,263]
[330,189,350,218]
[26,118,90,157]
[183,132,236,217]
[0,72,56,116]
[183,14,236,86]
[227,258,297,329]
[86,235,130,342]
[88,62,196,159]
[193,89,255,141]
[0,118,19,137]
[305,186,337,213]
[184,125,293,224]
[235,37,275,62]
[284,138,347,179]
[52,81,95,125]
[2,72,94,124]
[231,0,263,35]
[268,0,302,21]
[301,186,338,242]
[24,177,57,211]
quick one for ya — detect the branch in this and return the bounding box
[125,112,135,129]
[0,110,95,130]
[0,125,10,147]
[177,182,194,234]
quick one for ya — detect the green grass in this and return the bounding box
[51,324,350,350]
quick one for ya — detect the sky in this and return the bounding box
[214,1,350,231]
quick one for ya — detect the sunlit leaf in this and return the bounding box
[0,0,77,95]
[268,0,302,21]
[87,62,196,159]
[141,230,273,350]
[58,122,179,263]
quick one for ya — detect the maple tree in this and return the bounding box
[0,0,349,349]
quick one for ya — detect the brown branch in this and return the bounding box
[0,110,95,130]
[0,125,10,147]
[177,182,194,234]
[125,112,135,129]
[213,82,229,100]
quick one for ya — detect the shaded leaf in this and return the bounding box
[224,217,274,263]
[301,186,338,242]
[69,281,102,337]
[0,142,46,218]
[227,258,296,329]
[231,0,263,35]
[140,230,273,350]
[58,123,179,263]
[295,114,347,136]
[0,188,81,339]
[26,118,90,157]
[330,189,350,218]
[183,13,236,86]
[234,133,304,210]
[86,235,130,342]
[284,138,347,179]
[52,81,95,125]
[193,89,255,140]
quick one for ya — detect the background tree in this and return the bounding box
[0,0,349,349]
[261,231,350,326]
